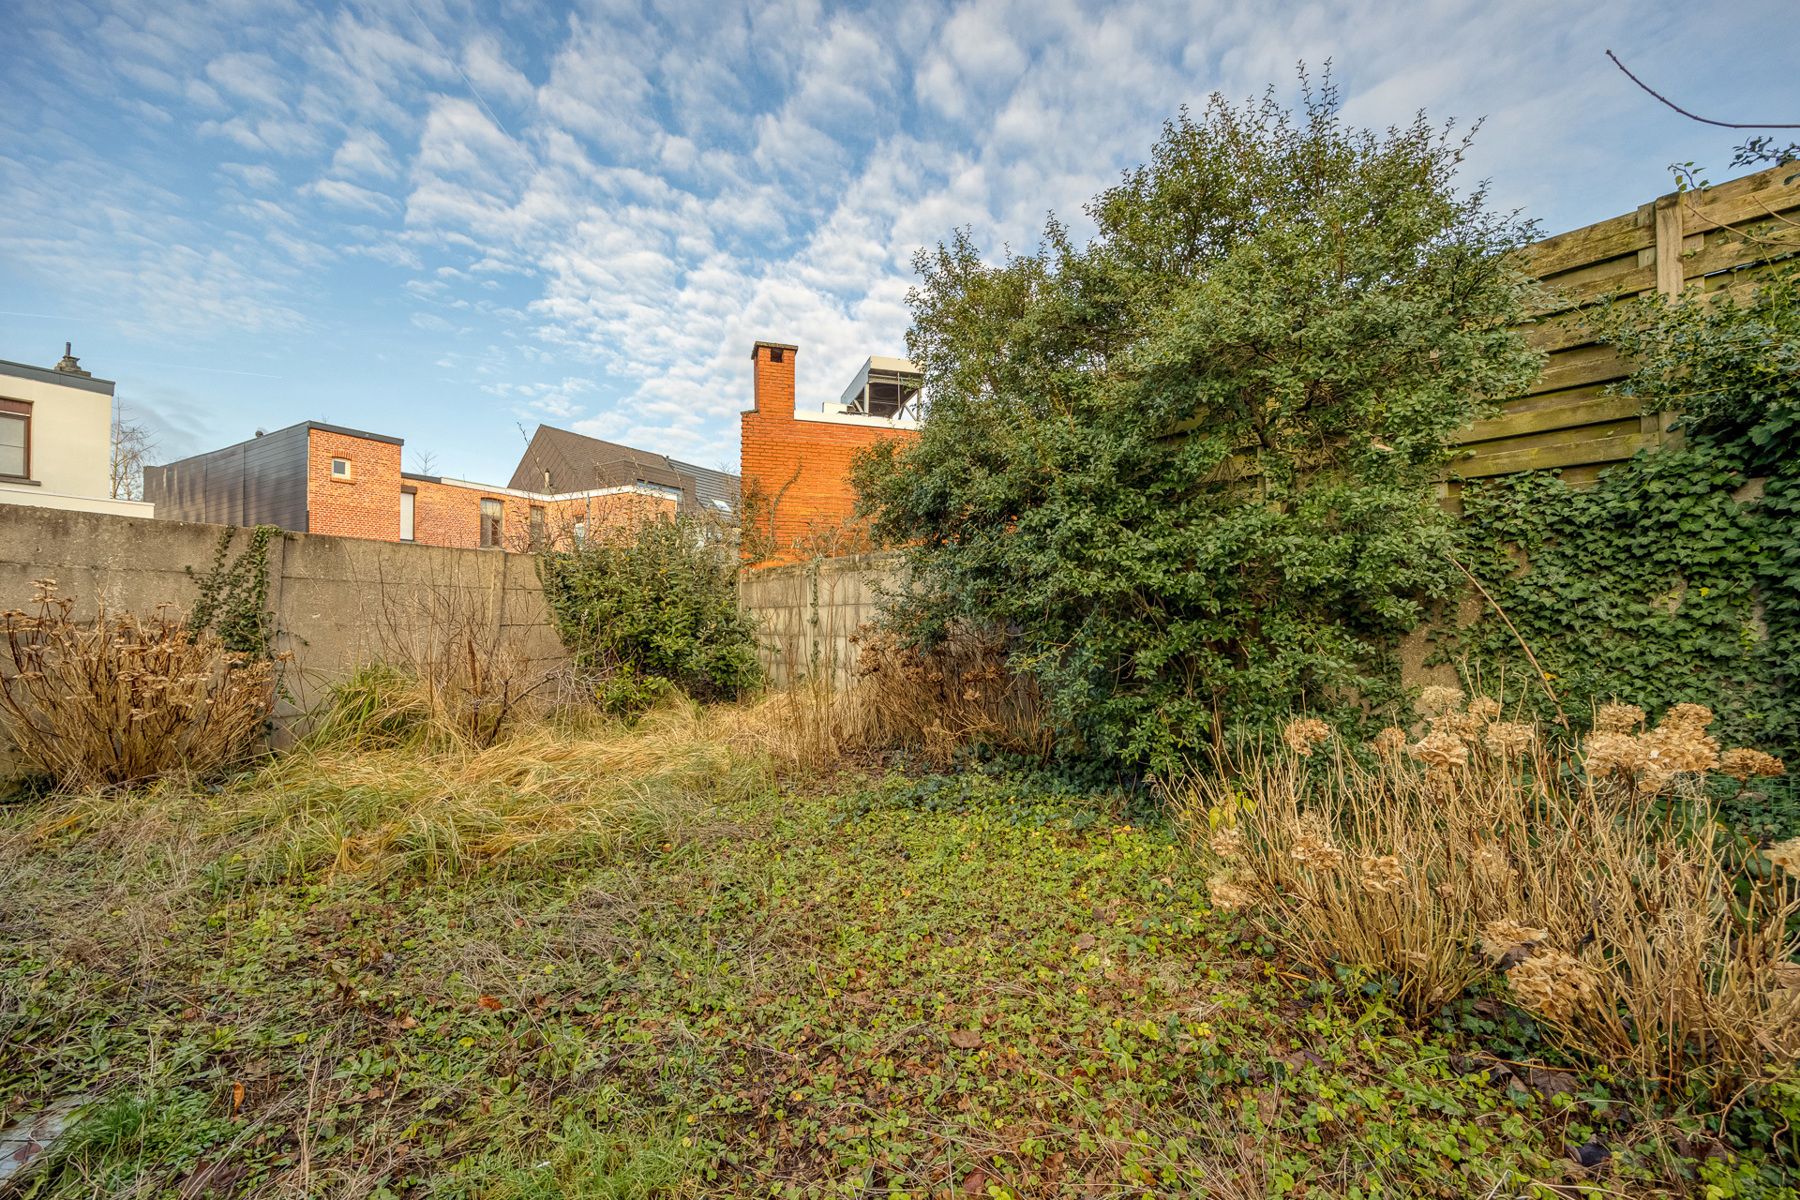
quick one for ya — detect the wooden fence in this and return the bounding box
[1454,162,1800,484]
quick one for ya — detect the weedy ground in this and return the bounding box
[0,727,1789,1198]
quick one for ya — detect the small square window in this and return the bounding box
[331,457,352,479]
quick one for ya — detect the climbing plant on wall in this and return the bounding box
[1454,267,1800,837]
[187,524,282,660]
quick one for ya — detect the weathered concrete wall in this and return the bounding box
[0,505,569,778]
[739,551,904,687]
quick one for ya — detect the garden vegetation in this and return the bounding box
[854,76,1541,771]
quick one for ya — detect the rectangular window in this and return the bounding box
[0,401,27,479]
[529,505,546,549]
[399,489,415,542]
[479,498,503,548]
[331,457,352,479]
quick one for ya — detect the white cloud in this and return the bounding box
[4,0,1794,483]
[304,177,399,214]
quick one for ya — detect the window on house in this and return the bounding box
[480,498,503,548]
[331,457,352,479]
[399,489,415,542]
[0,401,27,479]
[529,505,546,549]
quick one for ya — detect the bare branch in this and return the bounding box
[1606,50,1800,130]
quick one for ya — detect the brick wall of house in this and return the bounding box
[307,428,403,541]
[739,341,918,564]
[408,477,674,551]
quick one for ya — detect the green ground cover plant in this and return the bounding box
[4,700,1793,1197]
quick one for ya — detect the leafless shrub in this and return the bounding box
[363,569,553,749]
[0,580,277,788]
[1172,694,1800,1097]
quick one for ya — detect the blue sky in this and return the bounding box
[1,1,1793,485]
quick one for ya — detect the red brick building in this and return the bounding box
[145,421,695,550]
[740,341,921,563]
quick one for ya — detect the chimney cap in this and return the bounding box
[751,339,798,360]
[54,341,92,378]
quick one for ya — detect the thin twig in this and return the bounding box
[1607,51,1800,130]
[1443,546,1568,727]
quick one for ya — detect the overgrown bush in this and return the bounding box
[854,73,1541,773]
[538,514,761,712]
[0,580,277,788]
[1175,689,1799,1099]
[1455,267,1800,837]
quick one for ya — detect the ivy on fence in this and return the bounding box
[1453,268,1800,837]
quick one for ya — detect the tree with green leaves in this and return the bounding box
[853,74,1542,772]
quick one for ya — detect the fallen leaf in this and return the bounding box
[948,1029,983,1049]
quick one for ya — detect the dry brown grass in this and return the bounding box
[0,580,277,788]
[721,624,1050,773]
[20,695,765,884]
[1172,690,1800,1098]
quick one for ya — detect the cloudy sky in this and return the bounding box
[1,0,1792,484]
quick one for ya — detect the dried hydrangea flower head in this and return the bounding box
[1593,703,1645,734]
[1583,731,1650,777]
[1416,685,1465,718]
[1289,812,1345,872]
[1467,696,1503,723]
[1408,728,1470,770]
[1718,748,1787,781]
[1471,842,1513,888]
[1283,717,1332,758]
[1371,726,1409,759]
[1766,837,1800,877]
[1484,721,1535,757]
[1209,824,1247,860]
[1643,710,1719,775]
[1358,854,1405,895]
[1480,918,1548,964]
[1661,702,1715,731]
[1208,872,1256,910]
[1505,949,1601,1023]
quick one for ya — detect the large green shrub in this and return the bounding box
[853,77,1541,772]
[1455,267,1800,836]
[537,516,762,711]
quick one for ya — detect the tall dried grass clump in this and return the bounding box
[0,580,277,788]
[1174,689,1800,1097]
[724,624,1050,773]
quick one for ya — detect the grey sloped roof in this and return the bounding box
[509,425,739,516]
[668,458,739,515]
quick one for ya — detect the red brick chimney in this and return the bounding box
[749,340,797,414]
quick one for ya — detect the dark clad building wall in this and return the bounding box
[143,423,310,531]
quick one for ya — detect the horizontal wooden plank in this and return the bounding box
[1527,263,1657,317]
[1521,310,1604,355]
[1458,393,1642,444]
[1677,166,1800,231]
[1680,223,1800,283]
[1527,344,1629,395]
[1453,430,1659,478]
[1522,210,1653,278]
